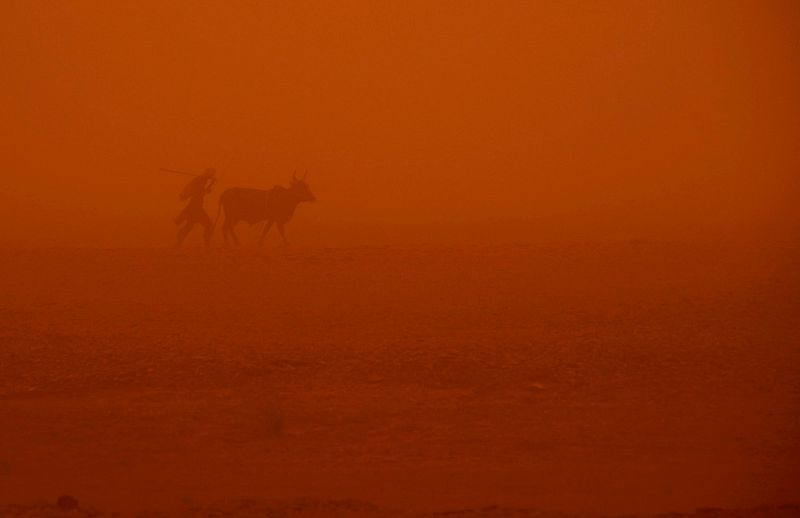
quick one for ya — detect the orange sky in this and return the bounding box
[1,1,798,246]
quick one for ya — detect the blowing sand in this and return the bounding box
[0,242,798,516]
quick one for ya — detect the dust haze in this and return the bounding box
[1,2,800,517]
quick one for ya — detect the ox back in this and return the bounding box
[216,187,269,227]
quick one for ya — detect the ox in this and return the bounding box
[214,172,316,246]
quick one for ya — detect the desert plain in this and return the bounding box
[0,240,797,516]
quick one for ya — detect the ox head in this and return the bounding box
[290,170,316,202]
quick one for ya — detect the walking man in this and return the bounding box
[175,168,216,247]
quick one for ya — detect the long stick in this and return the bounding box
[159,168,200,177]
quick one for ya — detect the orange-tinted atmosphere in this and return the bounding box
[2,1,798,246]
[1,2,800,517]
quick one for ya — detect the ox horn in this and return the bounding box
[302,169,308,180]
[292,170,297,181]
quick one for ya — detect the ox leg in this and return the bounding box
[222,222,239,247]
[277,223,288,246]
[259,220,274,247]
[227,221,241,246]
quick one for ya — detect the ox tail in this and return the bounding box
[212,195,224,234]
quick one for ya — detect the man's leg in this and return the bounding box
[176,222,194,247]
[174,207,188,226]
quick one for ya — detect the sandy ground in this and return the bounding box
[0,242,798,516]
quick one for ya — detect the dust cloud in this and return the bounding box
[1,1,798,247]
[1,2,800,517]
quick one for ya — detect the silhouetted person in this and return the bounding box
[175,168,216,247]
